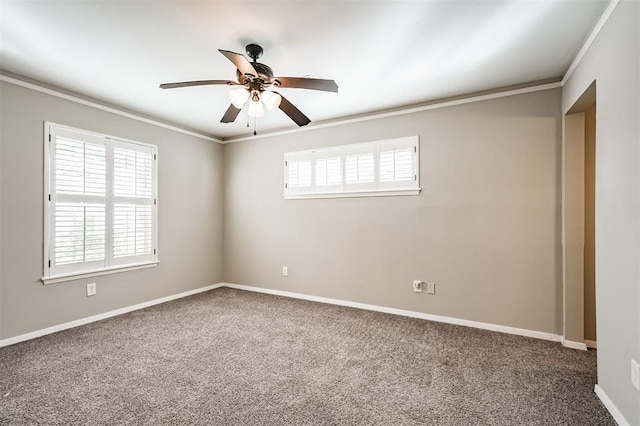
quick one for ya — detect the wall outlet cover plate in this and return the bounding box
[426,282,435,294]
[86,283,97,297]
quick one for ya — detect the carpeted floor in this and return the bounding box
[0,288,614,425]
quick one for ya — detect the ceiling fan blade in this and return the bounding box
[160,80,238,89]
[273,77,338,93]
[219,49,259,77]
[221,104,242,123]
[276,93,311,127]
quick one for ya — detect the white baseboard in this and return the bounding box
[561,339,588,351]
[0,281,576,351]
[3,281,627,424]
[594,384,630,426]
[585,339,597,349]
[221,283,561,343]
[0,283,224,348]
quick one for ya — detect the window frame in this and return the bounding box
[42,122,159,285]
[283,136,421,199]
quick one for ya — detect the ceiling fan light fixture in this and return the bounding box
[162,44,337,128]
[228,88,250,109]
[247,98,265,118]
[261,91,282,111]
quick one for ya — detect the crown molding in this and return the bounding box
[561,0,620,86]
[0,73,222,143]
[223,80,562,143]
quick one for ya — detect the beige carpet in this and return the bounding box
[0,287,614,425]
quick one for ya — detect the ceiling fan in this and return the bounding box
[159,43,338,128]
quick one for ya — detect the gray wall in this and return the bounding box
[223,89,563,334]
[562,0,640,423]
[0,82,224,340]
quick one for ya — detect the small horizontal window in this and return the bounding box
[284,136,420,199]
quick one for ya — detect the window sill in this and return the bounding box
[284,188,421,200]
[41,261,159,285]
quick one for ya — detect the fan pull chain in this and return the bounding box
[253,116,257,136]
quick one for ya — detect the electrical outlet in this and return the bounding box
[413,280,423,293]
[426,282,436,294]
[86,282,97,297]
[282,266,288,277]
[632,359,640,391]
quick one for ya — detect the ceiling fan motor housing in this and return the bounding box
[237,62,274,85]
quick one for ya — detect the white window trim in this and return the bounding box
[283,136,421,199]
[42,122,159,284]
[41,261,159,285]
[284,188,421,200]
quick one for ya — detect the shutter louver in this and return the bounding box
[346,153,374,184]
[288,160,312,188]
[316,159,327,186]
[53,135,106,271]
[316,157,342,187]
[114,148,153,198]
[135,205,153,255]
[136,153,153,198]
[113,204,153,258]
[395,149,413,181]
[54,203,86,265]
[55,138,106,195]
[113,204,136,258]
[380,148,413,182]
[112,142,155,263]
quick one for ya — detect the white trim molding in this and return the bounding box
[0,74,221,143]
[284,188,421,200]
[561,339,588,351]
[561,0,620,86]
[2,282,626,424]
[225,82,562,143]
[41,262,160,285]
[1,282,563,348]
[0,283,224,348]
[1,71,564,145]
[221,283,562,343]
[594,384,631,426]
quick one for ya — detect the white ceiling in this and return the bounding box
[0,0,609,141]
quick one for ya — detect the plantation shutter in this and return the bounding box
[112,140,156,265]
[50,128,107,275]
[45,123,157,280]
[284,151,313,195]
[283,136,419,198]
[314,148,343,192]
[344,144,376,191]
[378,138,417,190]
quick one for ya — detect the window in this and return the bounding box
[284,136,420,199]
[43,123,158,283]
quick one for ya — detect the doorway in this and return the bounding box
[583,101,596,349]
[562,81,596,350]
